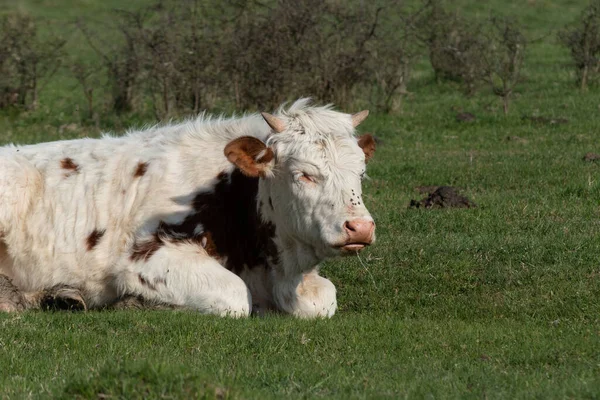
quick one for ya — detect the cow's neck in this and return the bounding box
[165,168,319,278]
[189,169,280,275]
[256,183,322,278]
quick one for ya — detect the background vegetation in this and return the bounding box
[0,0,599,398]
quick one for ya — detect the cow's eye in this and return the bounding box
[298,172,316,184]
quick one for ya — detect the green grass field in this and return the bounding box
[1,1,599,398]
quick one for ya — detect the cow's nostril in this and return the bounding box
[344,220,358,232]
[343,219,375,245]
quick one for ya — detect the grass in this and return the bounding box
[1,313,598,399]
[1,0,600,399]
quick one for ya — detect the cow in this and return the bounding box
[0,98,376,318]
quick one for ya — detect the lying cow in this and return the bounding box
[0,98,376,318]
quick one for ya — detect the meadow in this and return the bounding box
[0,0,599,398]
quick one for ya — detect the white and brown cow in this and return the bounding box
[0,99,376,318]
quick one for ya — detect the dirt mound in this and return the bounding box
[456,112,476,122]
[410,186,476,209]
[583,152,600,162]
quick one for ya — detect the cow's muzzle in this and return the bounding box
[337,219,375,252]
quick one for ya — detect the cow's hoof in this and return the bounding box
[0,275,25,312]
[41,286,87,311]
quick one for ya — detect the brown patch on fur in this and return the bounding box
[130,234,163,262]
[148,170,279,274]
[134,162,149,177]
[60,158,79,172]
[224,136,273,177]
[86,229,105,251]
[357,134,376,163]
[202,231,218,257]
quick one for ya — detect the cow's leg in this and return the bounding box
[120,242,252,317]
[31,286,87,311]
[108,295,182,310]
[0,274,25,312]
[0,274,87,312]
[239,265,279,317]
[272,270,337,319]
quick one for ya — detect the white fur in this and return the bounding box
[0,99,374,318]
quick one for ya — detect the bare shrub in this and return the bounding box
[140,1,225,118]
[480,17,527,115]
[69,60,100,122]
[77,1,229,118]
[0,13,65,110]
[559,1,600,90]
[417,0,487,94]
[224,0,331,110]
[77,11,147,114]
[307,2,382,107]
[368,4,423,113]
[224,0,385,110]
[69,0,423,115]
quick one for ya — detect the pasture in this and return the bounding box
[0,0,599,398]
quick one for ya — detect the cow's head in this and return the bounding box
[224,99,376,261]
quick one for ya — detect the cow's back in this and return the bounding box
[0,136,172,301]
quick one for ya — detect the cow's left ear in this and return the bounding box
[357,134,376,163]
[224,136,274,177]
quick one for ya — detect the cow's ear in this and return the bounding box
[357,134,376,163]
[224,136,274,177]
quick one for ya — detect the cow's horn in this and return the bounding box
[351,110,369,127]
[261,112,286,133]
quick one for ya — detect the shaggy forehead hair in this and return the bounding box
[266,99,363,170]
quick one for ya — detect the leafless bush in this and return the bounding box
[71,0,420,115]
[78,1,227,118]
[559,1,600,90]
[480,17,527,115]
[224,0,388,110]
[417,0,488,94]
[0,13,65,110]
[77,11,147,114]
[140,1,225,118]
[69,61,100,122]
[368,5,423,113]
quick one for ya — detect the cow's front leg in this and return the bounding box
[118,241,252,317]
[108,295,182,310]
[273,270,337,319]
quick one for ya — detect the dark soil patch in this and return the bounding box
[583,152,600,162]
[522,116,568,125]
[410,186,476,209]
[415,185,441,194]
[456,112,476,122]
